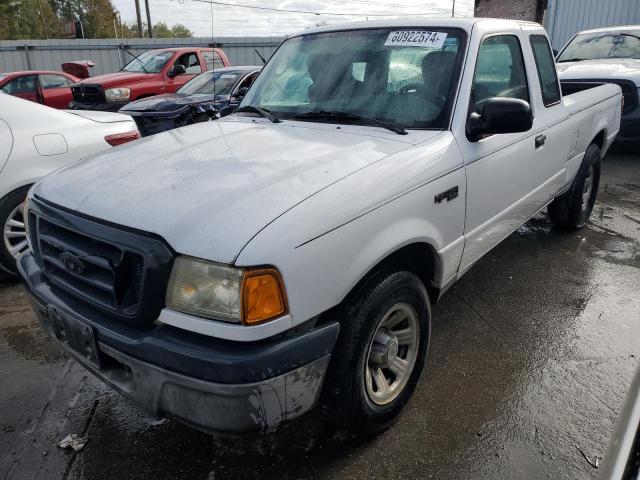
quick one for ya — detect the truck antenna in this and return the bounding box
[210,0,216,102]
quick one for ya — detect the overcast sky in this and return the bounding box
[111,0,474,37]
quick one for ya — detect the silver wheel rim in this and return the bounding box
[364,302,420,406]
[3,202,28,259]
[582,166,594,212]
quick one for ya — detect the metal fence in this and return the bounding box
[0,36,285,74]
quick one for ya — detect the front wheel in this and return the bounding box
[548,143,601,229]
[322,270,431,436]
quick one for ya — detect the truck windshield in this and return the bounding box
[178,70,245,95]
[558,31,640,62]
[240,28,466,129]
[122,51,173,73]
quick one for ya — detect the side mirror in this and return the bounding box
[467,97,533,142]
[553,48,559,58]
[169,64,186,77]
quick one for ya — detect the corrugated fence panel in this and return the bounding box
[545,0,640,49]
[0,37,284,74]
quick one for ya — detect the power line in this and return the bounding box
[188,0,442,17]
[339,0,451,12]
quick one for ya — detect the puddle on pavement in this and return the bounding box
[2,322,67,364]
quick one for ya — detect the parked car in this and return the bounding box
[120,66,261,136]
[556,25,640,143]
[0,94,139,274]
[70,47,230,112]
[0,70,80,109]
[18,19,621,435]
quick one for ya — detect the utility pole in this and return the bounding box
[145,0,152,38]
[134,0,143,37]
[451,0,455,17]
[36,0,49,39]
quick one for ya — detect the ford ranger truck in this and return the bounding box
[70,47,230,112]
[556,25,640,144]
[18,19,622,435]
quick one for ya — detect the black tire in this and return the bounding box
[548,143,601,229]
[0,185,31,275]
[322,270,431,436]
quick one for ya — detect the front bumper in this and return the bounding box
[18,252,339,433]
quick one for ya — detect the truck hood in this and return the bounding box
[75,71,152,87]
[34,118,421,263]
[120,93,219,113]
[557,58,640,86]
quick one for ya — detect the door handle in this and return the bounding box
[535,134,547,148]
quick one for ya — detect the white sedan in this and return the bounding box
[0,93,139,274]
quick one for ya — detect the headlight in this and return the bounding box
[105,87,130,102]
[165,256,287,325]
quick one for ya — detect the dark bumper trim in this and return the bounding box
[19,250,339,432]
[18,251,340,384]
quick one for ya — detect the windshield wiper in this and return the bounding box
[119,48,149,74]
[557,57,584,63]
[292,110,407,135]
[234,105,280,123]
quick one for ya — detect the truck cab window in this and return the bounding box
[176,53,202,74]
[203,51,225,70]
[471,35,529,113]
[530,35,561,107]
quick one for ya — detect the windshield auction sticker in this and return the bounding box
[385,31,448,48]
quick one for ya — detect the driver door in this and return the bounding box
[456,33,542,273]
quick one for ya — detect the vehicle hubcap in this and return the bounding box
[582,166,594,212]
[3,202,28,259]
[365,302,419,405]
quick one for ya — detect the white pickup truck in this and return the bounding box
[18,18,621,435]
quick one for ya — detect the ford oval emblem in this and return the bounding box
[59,251,84,275]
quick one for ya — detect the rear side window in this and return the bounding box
[39,74,70,89]
[530,35,561,107]
[471,35,529,113]
[203,51,225,70]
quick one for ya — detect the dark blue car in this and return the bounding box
[120,66,261,136]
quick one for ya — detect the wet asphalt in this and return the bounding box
[1,148,639,480]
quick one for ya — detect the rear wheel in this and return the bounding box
[0,185,31,275]
[322,270,431,435]
[548,143,601,229]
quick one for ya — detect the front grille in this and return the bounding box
[71,84,105,104]
[29,198,173,325]
[38,217,143,312]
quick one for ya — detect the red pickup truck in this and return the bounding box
[70,47,229,111]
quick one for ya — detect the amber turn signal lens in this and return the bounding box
[241,269,287,325]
